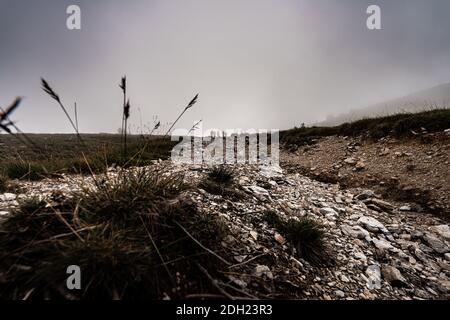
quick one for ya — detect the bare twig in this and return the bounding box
[46,200,84,242]
[172,220,231,265]
[196,263,235,300]
[221,282,258,300]
[22,288,35,300]
[74,102,79,132]
[139,216,176,287]
[229,253,267,269]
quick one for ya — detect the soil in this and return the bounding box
[281,133,450,220]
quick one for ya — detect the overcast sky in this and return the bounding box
[1,0,450,133]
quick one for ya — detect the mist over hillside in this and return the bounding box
[319,83,450,126]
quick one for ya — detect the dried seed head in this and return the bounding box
[185,93,199,110]
[41,78,60,102]
[119,76,127,92]
[0,97,21,122]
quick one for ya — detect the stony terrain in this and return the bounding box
[281,131,450,220]
[1,161,449,300]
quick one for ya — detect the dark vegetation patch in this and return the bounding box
[0,168,232,300]
[281,109,450,147]
[199,166,246,200]
[0,134,177,181]
[0,174,8,193]
[262,211,329,265]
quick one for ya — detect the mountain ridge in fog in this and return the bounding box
[318,83,450,126]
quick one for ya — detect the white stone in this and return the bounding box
[320,207,337,216]
[341,224,370,240]
[365,265,382,289]
[344,157,357,165]
[423,233,450,254]
[429,224,450,241]
[0,210,9,216]
[244,186,270,198]
[259,165,283,179]
[358,216,388,233]
[254,265,273,280]
[372,238,394,251]
[0,193,16,202]
[334,290,345,298]
[249,231,258,241]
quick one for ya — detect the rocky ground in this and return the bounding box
[281,131,450,220]
[1,159,449,300]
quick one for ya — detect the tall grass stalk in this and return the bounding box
[0,98,41,151]
[164,94,199,136]
[41,78,83,143]
[119,76,130,157]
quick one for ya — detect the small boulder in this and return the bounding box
[369,198,394,212]
[423,233,450,254]
[344,157,357,165]
[356,190,376,200]
[0,193,16,202]
[341,224,370,240]
[358,216,388,233]
[381,266,408,288]
[355,161,366,170]
[429,225,450,241]
[254,265,273,280]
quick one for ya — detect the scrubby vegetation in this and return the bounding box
[0,174,8,193]
[0,168,231,300]
[262,210,328,265]
[199,166,246,199]
[281,109,450,147]
[0,135,177,181]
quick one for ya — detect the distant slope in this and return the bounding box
[319,83,450,126]
[281,109,450,147]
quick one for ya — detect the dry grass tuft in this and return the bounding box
[199,166,246,199]
[0,168,231,300]
[262,210,329,265]
[0,174,9,193]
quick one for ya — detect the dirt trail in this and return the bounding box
[281,133,450,220]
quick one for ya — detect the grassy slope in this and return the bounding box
[281,109,450,147]
[0,134,177,180]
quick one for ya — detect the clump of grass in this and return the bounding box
[0,168,231,300]
[4,162,47,181]
[76,167,188,227]
[0,174,9,193]
[18,196,47,214]
[199,166,245,199]
[261,210,281,226]
[207,166,234,184]
[262,210,328,265]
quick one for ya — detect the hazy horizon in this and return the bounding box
[1,0,450,133]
